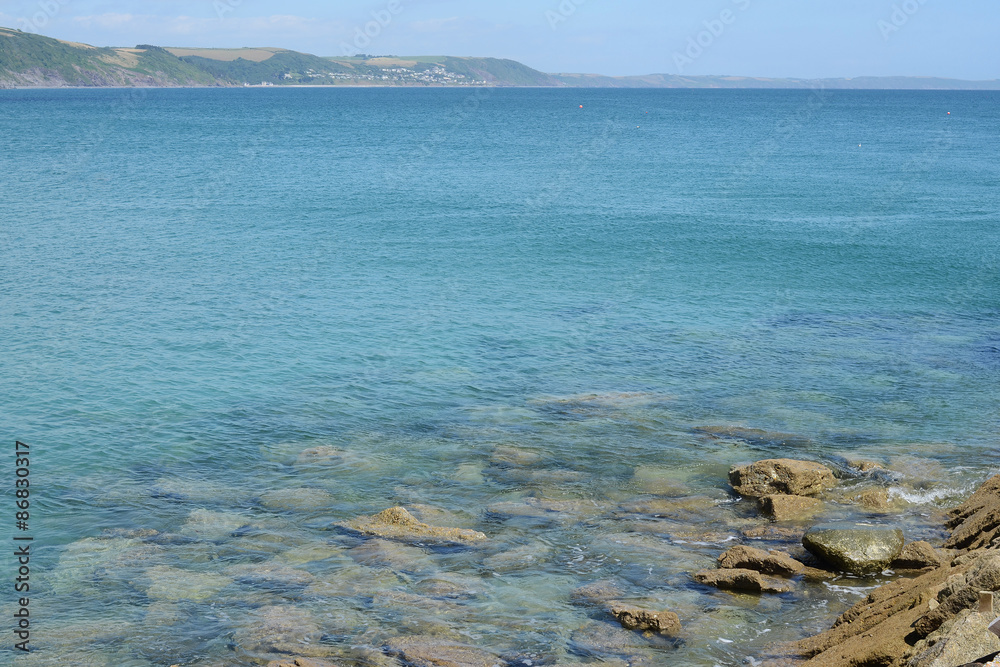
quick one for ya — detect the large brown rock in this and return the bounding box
[802,524,904,576]
[335,507,487,545]
[729,459,836,498]
[892,541,943,570]
[694,568,794,594]
[717,545,804,577]
[759,494,823,521]
[606,601,681,635]
[945,474,1000,550]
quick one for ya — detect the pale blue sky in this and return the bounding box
[2,0,996,79]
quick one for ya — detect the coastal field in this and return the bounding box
[1,87,998,665]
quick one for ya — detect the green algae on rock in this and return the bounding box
[802,524,904,575]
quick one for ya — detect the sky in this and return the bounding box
[1,0,997,79]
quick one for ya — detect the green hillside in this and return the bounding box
[0,27,560,88]
[0,28,216,87]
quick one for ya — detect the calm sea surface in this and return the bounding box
[1,87,999,665]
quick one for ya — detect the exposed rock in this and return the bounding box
[913,551,1000,637]
[845,459,885,474]
[693,568,794,594]
[759,494,823,521]
[729,459,837,498]
[571,580,627,606]
[852,488,893,511]
[716,545,804,577]
[741,525,806,542]
[909,609,1000,667]
[945,474,1000,551]
[802,524,904,575]
[336,507,486,544]
[892,541,943,570]
[383,636,504,667]
[606,601,681,635]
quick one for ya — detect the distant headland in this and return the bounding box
[2,27,998,90]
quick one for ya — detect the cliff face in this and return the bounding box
[766,475,1000,667]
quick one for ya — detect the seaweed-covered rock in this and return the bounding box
[802,524,904,575]
[335,507,486,544]
[729,459,836,498]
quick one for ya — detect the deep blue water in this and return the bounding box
[1,87,999,665]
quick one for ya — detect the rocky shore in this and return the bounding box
[256,454,1000,667]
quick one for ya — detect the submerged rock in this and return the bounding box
[716,545,804,577]
[693,426,811,448]
[571,580,627,607]
[482,542,552,573]
[606,602,681,635]
[231,606,326,657]
[336,506,487,544]
[260,488,335,511]
[144,565,232,601]
[267,660,339,667]
[729,459,837,498]
[802,523,904,575]
[693,568,794,594]
[180,508,253,541]
[383,636,503,667]
[758,494,823,521]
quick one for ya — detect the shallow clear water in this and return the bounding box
[1,87,999,665]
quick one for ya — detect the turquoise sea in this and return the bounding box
[1,87,999,665]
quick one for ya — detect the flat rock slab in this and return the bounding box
[383,636,504,667]
[694,568,794,594]
[759,494,823,521]
[892,540,943,570]
[336,507,487,545]
[267,659,340,667]
[946,474,1000,550]
[716,545,804,577]
[729,459,836,497]
[606,601,681,635]
[802,523,904,575]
